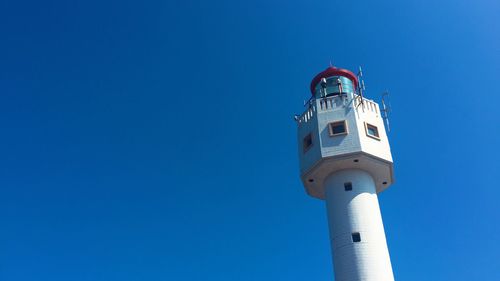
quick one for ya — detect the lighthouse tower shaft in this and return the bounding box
[325,170,393,281]
[297,67,395,281]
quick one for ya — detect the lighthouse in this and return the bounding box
[296,66,395,281]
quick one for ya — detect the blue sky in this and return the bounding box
[0,0,499,280]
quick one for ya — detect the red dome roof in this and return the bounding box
[310,67,358,94]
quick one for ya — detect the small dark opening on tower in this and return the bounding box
[308,179,314,183]
[352,232,361,242]
[383,181,388,185]
[344,182,352,191]
[353,159,359,163]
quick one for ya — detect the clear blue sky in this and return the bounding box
[0,0,499,280]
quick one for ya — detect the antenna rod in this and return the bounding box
[357,66,365,107]
[381,91,391,132]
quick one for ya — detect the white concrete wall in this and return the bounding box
[324,169,394,281]
[317,96,362,158]
[297,94,393,177]
[297,105,321,175]
[355,100,392,163]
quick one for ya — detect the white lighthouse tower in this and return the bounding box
[297,66,395,281]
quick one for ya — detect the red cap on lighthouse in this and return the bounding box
[310,67,358,94]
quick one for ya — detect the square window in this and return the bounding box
[344,182,352,191]
[329,120,348,136]
[365,123,380,139]
[303,133,313,153]
[352,232,361,243]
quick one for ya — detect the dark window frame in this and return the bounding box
[365,122,380,140]
[303,133,313,153]
[328,120,348,137]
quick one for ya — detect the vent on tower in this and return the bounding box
[352,232,361,243]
